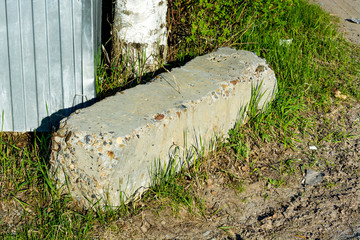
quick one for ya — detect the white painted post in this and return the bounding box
[113,0,167,76]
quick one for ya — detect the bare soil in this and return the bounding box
[310,0,360,45]
[108,100,359,240]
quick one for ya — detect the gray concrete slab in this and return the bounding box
[49,47,277,208]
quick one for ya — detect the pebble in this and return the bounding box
[309,146,317,150]
[203,230,211,237]
[305,169,325,185]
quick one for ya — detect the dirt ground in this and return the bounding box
[109,1,360,239]
[310,0,360,45]
[112,101,360,240]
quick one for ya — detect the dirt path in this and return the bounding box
[310,0,360,44]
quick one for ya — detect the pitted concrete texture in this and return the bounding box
[50,47,277,207]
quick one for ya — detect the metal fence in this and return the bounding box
[0,0,102,132]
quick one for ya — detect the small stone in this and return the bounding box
[241,165,250,172]
[305,169,325,186]
[203,230,211,237]
[256,65,266,73]
[107,151,114,159]
[179,208,187,218]
[207,178,213,188]
[349,18,360,24]
[140,225,148,233]
[140,220,150,233]
[261,220,273,230]
[116,137,123,145]
[309,146,317,150]
[154,114,164,120]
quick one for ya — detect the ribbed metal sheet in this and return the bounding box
[0,0,102,132]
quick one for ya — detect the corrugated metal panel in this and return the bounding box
[0,0,102,132]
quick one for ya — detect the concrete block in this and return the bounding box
[49,47,277,207]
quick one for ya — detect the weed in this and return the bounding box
[264,176,285,188]
[144,144,207,216]
[272,158,299,176]
[227,131,249,161]
[324,181,336,189]
[218,225,233,233]
[220,169,246,194]
[261,193,269,200]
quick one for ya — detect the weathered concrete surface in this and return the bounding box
[50,47,277,207]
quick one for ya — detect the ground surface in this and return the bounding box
[107,1,360,239]
[110,101,360,240]
[311,0,360,44]
[1,1,359,239]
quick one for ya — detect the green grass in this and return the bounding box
[1,0,360,238]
